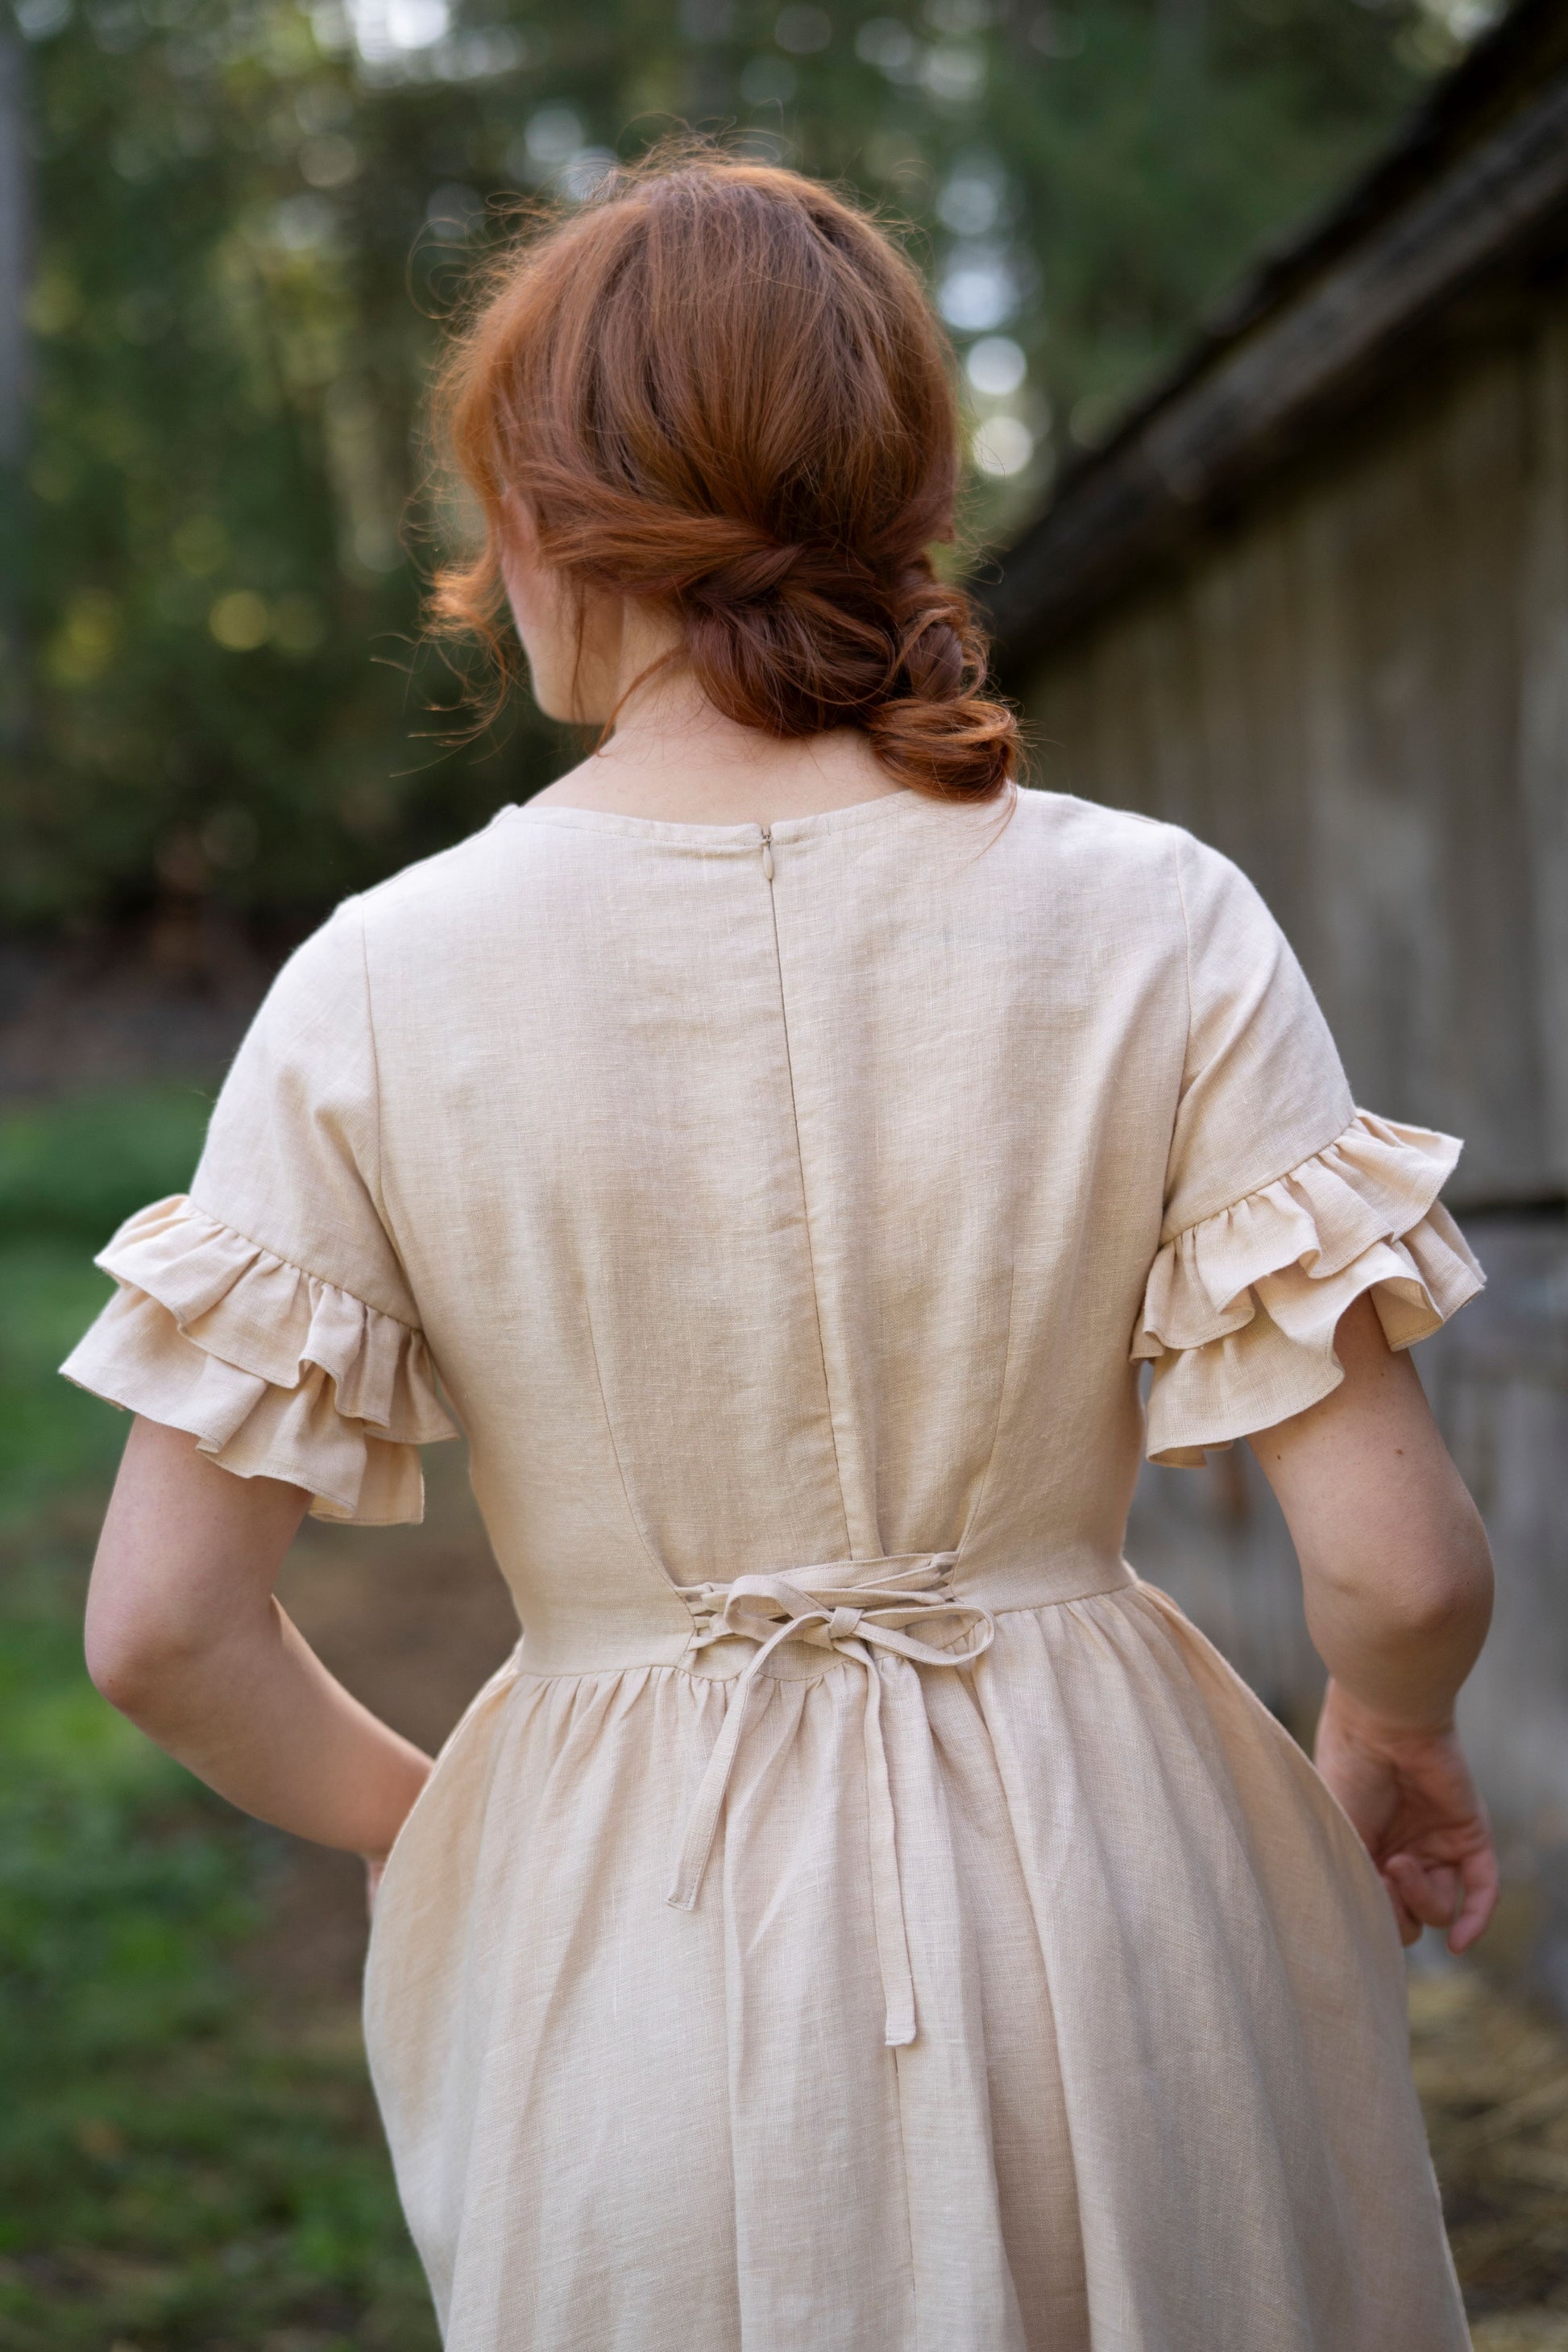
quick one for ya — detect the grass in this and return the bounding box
[0,1082,214,1526]
[1412,1966,1568,2333]
[0,1089,436,2352]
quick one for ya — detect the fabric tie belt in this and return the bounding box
[666,1555,996,2048]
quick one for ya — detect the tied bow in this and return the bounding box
[666,1556,995,2047]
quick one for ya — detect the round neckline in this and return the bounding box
[497,786,981,849]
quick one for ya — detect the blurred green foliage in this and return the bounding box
[2,0,1476,927]
[0,1093,434,2350]
[0,1083,212,1240]
[0,1242,119,1521]
[0,1087,210,1521]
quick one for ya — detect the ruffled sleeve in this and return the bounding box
[1135,1112,1484,1465]
[1134,835,1484,1465]
[62,1196,456,1523]
[60,901,458,1524]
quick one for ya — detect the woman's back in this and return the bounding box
[67,782,1480,2346]
[240,784,1172,1593]
[153,784,1462,1591]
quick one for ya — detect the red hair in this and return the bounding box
[429,148,1017,802]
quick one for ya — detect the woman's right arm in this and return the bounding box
[1248,1291,1499,1954]
[85,1414,433,1902]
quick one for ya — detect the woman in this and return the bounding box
[66,155,1496,2350]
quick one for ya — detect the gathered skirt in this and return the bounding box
[363,1580,1467,2352]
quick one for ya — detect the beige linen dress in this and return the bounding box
[64,784,1483,2351]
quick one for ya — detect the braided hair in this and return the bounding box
[431,147,1018,803]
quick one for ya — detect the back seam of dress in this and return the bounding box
[761,838,854,1554]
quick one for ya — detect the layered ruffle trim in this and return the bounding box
[1134,1112,1484,1466]
[60,1195,458,1524]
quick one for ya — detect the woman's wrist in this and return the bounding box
[358,1750,432,1872]
[1318,1677,1458,1753]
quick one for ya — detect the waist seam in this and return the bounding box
[507,1580,1140,1686]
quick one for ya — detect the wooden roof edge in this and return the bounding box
[983,0,1568,668]
[1171,0,1568,354]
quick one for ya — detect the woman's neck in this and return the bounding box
[529,612,908,828]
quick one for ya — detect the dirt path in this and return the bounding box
[1414,1968,1568,2341]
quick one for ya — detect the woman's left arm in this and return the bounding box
[1248,1295,1499,1953]
[85,1415,432,1889]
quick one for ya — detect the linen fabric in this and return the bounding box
[64,785,1483,2350]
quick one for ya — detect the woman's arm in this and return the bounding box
[1249,1291,1498,1953]
[85,1416,432,1891]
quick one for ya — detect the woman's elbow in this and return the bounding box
[1389,1556,1493,1650]
[82,1578,228,1723]
[1408,1490,1495,1628]
[83,1415,301,1722]
[85,1599,177,1718]
[1311,1494,1495,1645]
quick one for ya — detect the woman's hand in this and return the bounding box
[1314,1679,1499,1953]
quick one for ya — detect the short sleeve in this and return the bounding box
[60,901,457,1524]
[1132,835,1484,1466]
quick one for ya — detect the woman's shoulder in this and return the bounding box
[1008,787,1201,915]
[1013,786,1216,868]
[352,803,533,924]
[1012,790,1274,932]
[309,802,579,984]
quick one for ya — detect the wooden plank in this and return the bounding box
[1518,305,1568,1176]
[1019,309,1568,1201]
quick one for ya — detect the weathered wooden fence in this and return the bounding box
[1017,282,1568,1997]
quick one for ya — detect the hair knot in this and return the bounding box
[430,145,1020,804]
[683,538,805,611]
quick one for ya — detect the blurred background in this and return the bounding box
[3,0,1568,2340]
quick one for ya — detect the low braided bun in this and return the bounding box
[432,148,1018,803]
